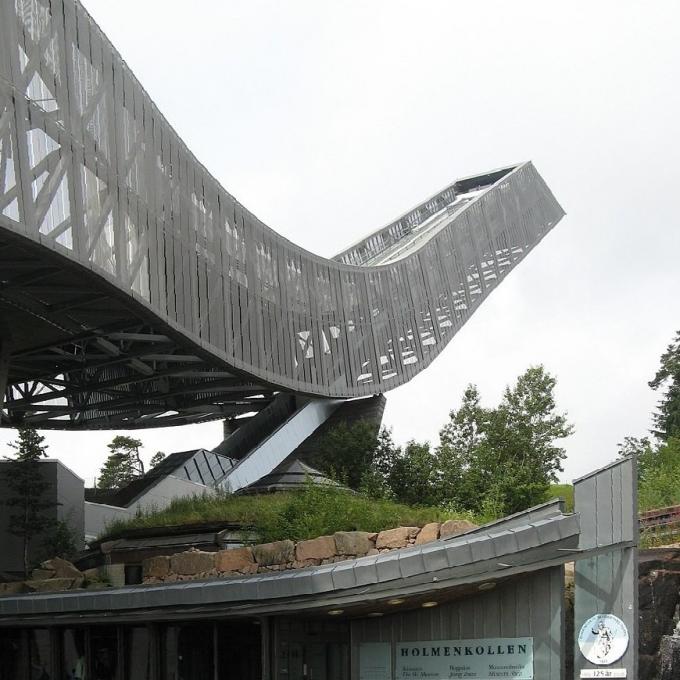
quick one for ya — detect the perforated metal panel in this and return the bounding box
[0,0,565,429]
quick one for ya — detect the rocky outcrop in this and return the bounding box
[639,549,680,680]
[32,557,83,580]
[1,558,91,595]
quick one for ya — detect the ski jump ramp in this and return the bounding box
[0,0,564,470]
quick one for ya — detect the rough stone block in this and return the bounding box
[415,522,440,545]
[32,568,56,580]
[376,526,419,549]
[41,557,82,579]
[216,547,255,573]
[0,581,26,595]
[170,549,215,575]
[26,577,76,593]
[252,540,295,566]
[440,519,477,538]
[143,556,171,579]
[334,531,374,556]
[296,535,337,561]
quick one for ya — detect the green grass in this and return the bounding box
[547,483,574,512]
[100,484,477,543]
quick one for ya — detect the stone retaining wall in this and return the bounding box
[142,519,476,583]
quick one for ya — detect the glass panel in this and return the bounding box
[163,624,214,680]
[62,629,86,680]
[29,629,52,680]
[126,627,151,680]
[161,626,178,680]
[277,641,304,680]
[90,627,118,680]
[307,642,327,680]
[216,621,261,680]
[0,629,27,680]
[327,643,349,680]
[177,624,213,680]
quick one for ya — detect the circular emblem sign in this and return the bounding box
[578,614,629,665]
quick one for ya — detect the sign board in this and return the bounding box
[578,614,629,666]
[580,670,627,678]
[396,638,533,679]
[359,642,392,680]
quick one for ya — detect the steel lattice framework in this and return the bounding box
[0,0,564,429]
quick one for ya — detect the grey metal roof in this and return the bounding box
[237,459,345,495]
[0,507,580,625]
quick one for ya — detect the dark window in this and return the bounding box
[0,629,26,680]
[62,628,86,680]
[163,624,214,680]
[216,621,261,680]
[29,629,52,680]
[126,627,151,680]
[89,627,118,680]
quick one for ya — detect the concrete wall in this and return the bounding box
[84,502,132,543]
[351,567,564,680]
[56,461,84,550]
[0,460,83,574]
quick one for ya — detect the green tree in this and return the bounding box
[149,451,166,469]
[359,427,400,498]
[43,519,77,560]
[436,385,487,510]
[97,435,145,489]
[649,330,680,441]
[387,440,440,507]
[436,366,573,516]
[2,427,55,576]
[305,420,380,490]
[635,438,680,510]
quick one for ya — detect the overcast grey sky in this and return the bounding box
[2,0,679,486]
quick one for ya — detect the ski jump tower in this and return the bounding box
[0,0,564,491]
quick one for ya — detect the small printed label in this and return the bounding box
[580,669,627,678]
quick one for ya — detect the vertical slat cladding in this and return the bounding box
[574,458,638,679]
[5,0,37,236]
[59,0,85,258]
[1,0,564,400]
[351,571,560,679]
[575,476,597,548]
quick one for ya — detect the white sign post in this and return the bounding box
[396,637,534,680]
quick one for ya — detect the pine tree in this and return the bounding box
[649,330,680,441]
[149,450,166,469]
[2,427,55,576]
[97,436,145,489]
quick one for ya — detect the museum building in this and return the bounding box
[0,458,638,680]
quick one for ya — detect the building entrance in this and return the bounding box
[275,619,349,680]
